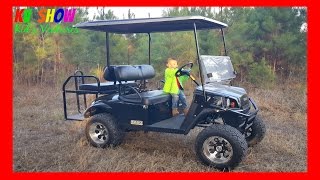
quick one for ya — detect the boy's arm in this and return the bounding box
[165,68,176,79]
[179,75,189,84]
[164,68,174,93]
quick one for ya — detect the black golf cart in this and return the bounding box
[62,16,266,170]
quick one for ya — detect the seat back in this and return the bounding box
[104,65,155,82]
[103,65,118,81]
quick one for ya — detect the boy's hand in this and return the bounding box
[180,69,191,76]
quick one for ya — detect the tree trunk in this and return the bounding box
[40,33,45,86]
[240,68,243,82]
[54,38,61,87]
[127,43,130,65]
[273,59,277,75]
[39,65,43,86]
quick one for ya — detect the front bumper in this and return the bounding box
[228,98,259,134]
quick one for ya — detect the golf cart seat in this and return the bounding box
[78,81,136,94]
[119,90,170,105]
[78,66,136,94]
[113,65,171,105]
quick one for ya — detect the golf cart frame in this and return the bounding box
[62,16,265,170]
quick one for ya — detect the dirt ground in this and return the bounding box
[13,82,307,172]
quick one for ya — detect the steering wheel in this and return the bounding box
[175,62,200,86]
[175,62,193,77]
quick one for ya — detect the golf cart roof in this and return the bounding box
[74,16,228,33]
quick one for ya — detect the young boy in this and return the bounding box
[163,58,189,116]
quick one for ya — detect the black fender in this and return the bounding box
[182,107,217,133]
[184,108,241,133]
[84,101,112,118]
[192,108,217,125]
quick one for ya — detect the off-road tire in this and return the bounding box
[195,124,248,170]
[85,113,124,148]
[246,115,266,146]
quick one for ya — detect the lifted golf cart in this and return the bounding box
[62,16,266,170]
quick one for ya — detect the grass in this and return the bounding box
[13,81,307,172]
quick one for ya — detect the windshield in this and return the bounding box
[199,55,236,83]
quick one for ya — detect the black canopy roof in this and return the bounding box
[74,16,228,33]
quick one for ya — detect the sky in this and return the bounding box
[88,7,169,19]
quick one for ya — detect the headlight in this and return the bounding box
[207,96,223,107]
[208,96,240,108]
[216,97,223,106]
[226,98,230,107]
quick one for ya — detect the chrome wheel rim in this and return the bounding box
[203,136,233,164]
[88,122,109,144]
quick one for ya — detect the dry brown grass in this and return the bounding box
[13,82,306,172]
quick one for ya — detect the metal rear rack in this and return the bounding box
[62,70,100,121]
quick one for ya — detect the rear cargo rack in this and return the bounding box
[62,70,100,121]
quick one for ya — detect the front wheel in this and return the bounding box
[195,124,248,170]
[246,115,266,146]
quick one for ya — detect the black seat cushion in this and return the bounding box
[79,81,136,94]
[114,65,155,81]
[118,90,171,105]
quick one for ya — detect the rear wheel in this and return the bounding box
[85,113,124,148]
[246,115,266,146]
[195,124,248,170]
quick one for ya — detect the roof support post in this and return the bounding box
[148,33,151,65]
[106,32,110,67]
[221,28,227,56]
[193,23,206,101]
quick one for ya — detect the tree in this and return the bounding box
[246,8,306,78]
[13,7,306,87]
